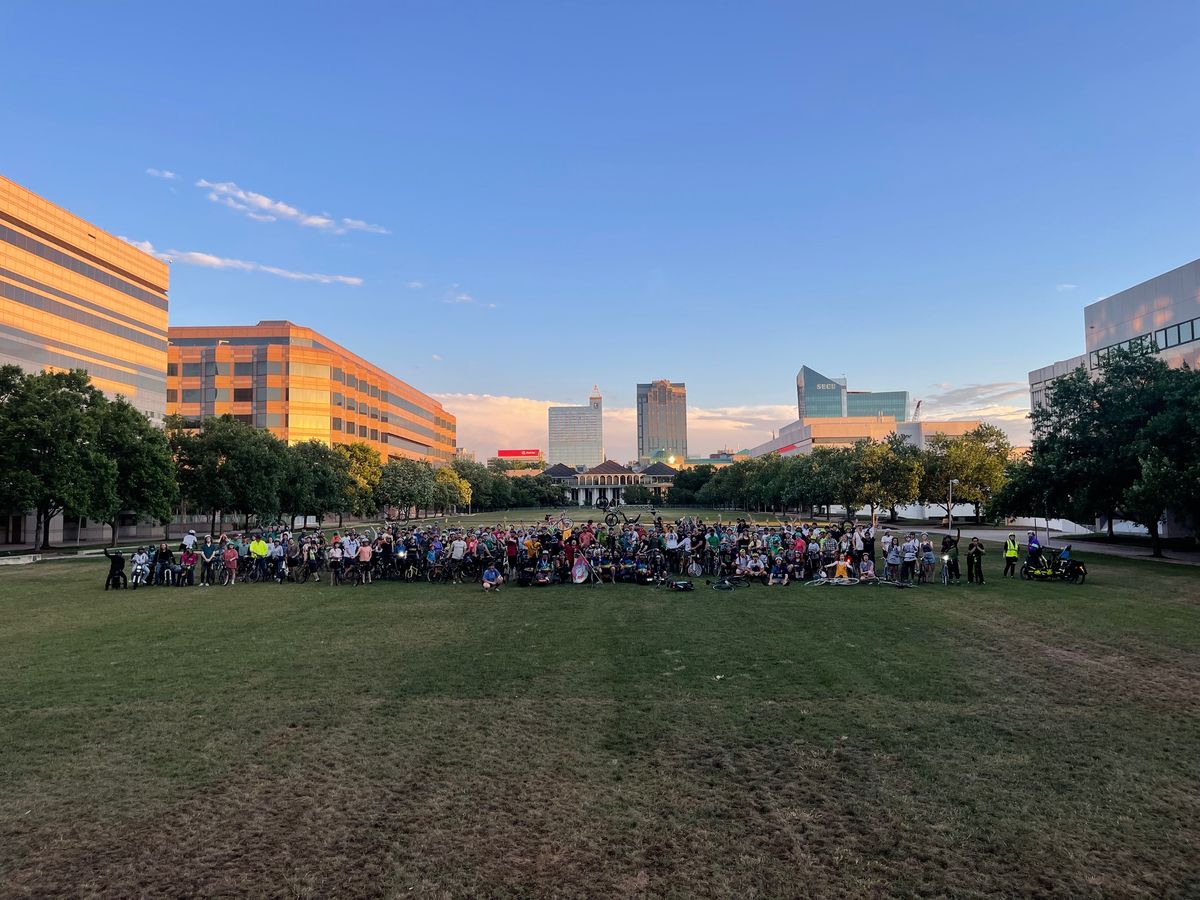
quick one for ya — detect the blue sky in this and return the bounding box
[4,1,1199,458]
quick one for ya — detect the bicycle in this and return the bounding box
[939,555,951,585]
[603,507,642,528]
[708,574,751,592]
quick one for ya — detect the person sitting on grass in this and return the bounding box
[768,556,789,586]
[832,553,854,580]
[482,562,503,593]
[747,552,767,580]
[734,550,753,577]
[102,547,127,590]
[858,553,877,581]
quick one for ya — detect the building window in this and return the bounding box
[182,363,202,377]
[359,425,368,438]
[1181,320,1195,343]
[234,362,254,377]
[345,374,358,390]
[345,420,356,433]
[181,389,201,403]
[332,367,344,383]
[234,414,253,424]
[332,392,343,407]
[166,389,177,403]
[167,363,178,376]
[205,362,230,376]
[370,429,379,441]
[234,388,253,402]
[346,397,357,412]
[332,417,343,430]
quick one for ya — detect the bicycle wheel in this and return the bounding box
[687,561,703,578]
[833,577,859,586]
[805,578,829,587]
[711,580,735,592]
[246,565,261,584]
[604,513,618,528]
[426,564,444,584]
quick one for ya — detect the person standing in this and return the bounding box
[221,541,239,585]
[199,535,217,587]
[967,537,986,584]
[1003,532,1019,578]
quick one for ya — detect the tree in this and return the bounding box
[95,398,177,545]
[336,442,382,522]
[623,484,652,505]
[0,369,116,549]
[668,464,715,505]
[376,458,436,517]
[280,440,350,526]
[433,466,470,513]
[856,437,922,524]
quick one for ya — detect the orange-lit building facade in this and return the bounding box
[167,321,455,463]
[0,175,169,420]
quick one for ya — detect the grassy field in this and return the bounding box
[2,547,1199,897]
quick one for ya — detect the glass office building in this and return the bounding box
[548,387,604,469]
[637,380,687,463]
[796,366,908,422]
[168,321,456,463]
[0,174,169,420]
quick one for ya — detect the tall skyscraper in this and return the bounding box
[637,380,687,464]
[548,386,604,469]
[796,366,908,422]
[0,174,169,421]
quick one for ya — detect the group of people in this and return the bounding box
[100,515,1047,592]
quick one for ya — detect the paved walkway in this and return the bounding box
[935,525,1200,567]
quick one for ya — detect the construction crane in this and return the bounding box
[912,399,922,422]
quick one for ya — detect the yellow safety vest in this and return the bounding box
[1005,539,1018,558]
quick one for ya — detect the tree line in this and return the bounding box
[664,424,1013,522]
[0,367,566,549]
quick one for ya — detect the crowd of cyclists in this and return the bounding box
[98,513,1056,591]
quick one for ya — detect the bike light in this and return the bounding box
[942,555,949,561]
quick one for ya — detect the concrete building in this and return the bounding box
[1028,354,1088,410]
[637,380,687,464]
[547,386,604,469]
[1030,257,1200,409]
[1085,257,1200,371]
[796,365,909,422]
[0,175,170,546]
[168,321,456,464]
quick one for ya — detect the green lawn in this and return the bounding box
[2,550,1198,897]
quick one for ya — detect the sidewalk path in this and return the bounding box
[929,524,1200,567]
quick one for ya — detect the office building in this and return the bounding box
[1028,354,1088,410]
[0,174,169,420]
[167,321,456,463]
[547,387,604,469]
[1085,258,1200,370]
[796,365,909,422]
[637,379,687,464]
[1029,257,1200,409]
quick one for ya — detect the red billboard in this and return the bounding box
[497,449,542,458]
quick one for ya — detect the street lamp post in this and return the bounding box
[948,478,959,532]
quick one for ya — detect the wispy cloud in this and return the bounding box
[431,354,443,361]
[441,284,475,304]
[195,179,389,235]
[918,381,1031,444]
[1056,283,1077,292]
[145,168,177,180]
[118,237,363,286]
[406,281,425,289]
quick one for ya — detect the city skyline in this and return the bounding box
[4,4,1200,460]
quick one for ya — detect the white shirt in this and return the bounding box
[182,533,197,549]
[450,539,467,560]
